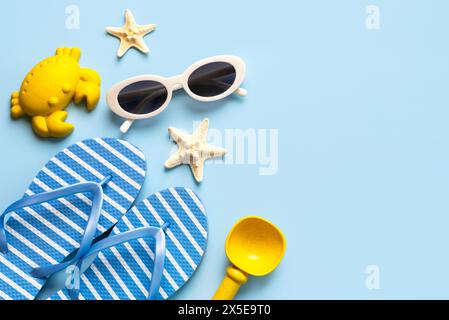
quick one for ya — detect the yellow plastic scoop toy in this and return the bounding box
[213,216,286,300]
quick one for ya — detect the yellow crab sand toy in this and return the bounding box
[10,48,101,138]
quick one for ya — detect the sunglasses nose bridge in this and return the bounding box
[167,75,185,92]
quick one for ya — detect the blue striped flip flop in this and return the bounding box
[0,138,147,300]
[65,187,208,300]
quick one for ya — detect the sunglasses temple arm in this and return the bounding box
[210,79,247,97]
[236,88,247,97]
[120,119,135,134]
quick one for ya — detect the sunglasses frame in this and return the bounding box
[107,55,247,133]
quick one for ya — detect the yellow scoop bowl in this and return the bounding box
[212,216,286,300]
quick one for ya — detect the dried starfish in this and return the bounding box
[165,119,226,183]
[106,9,156,58]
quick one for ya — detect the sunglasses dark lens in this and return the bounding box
[118,81,168,115]
[188,62,237,97]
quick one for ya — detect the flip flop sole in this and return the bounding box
[0,138,147,300]
[79,187,208,300]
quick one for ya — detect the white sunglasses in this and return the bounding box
[107,55,247,133]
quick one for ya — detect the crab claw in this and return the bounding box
[47,111,74,138]
[74,68,101,111]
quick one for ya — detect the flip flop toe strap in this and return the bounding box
[0,177,110,262]
[69,224,168,300]
[30,177,111,279]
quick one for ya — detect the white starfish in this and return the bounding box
[106,9,156,58]
[165,119,227,183]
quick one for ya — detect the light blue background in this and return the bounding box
[1,0,449,299]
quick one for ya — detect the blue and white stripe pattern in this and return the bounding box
[79,188,208,300]
[0,138,147,300]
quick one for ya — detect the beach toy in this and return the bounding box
[213,216,286,300]
[165,119,226,183]
[0,138,147,299]
[10,48,101,138]
[107,9,156,58]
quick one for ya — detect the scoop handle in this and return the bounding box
[212,266,248,300]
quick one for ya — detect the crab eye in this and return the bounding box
[62,83,72,94]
